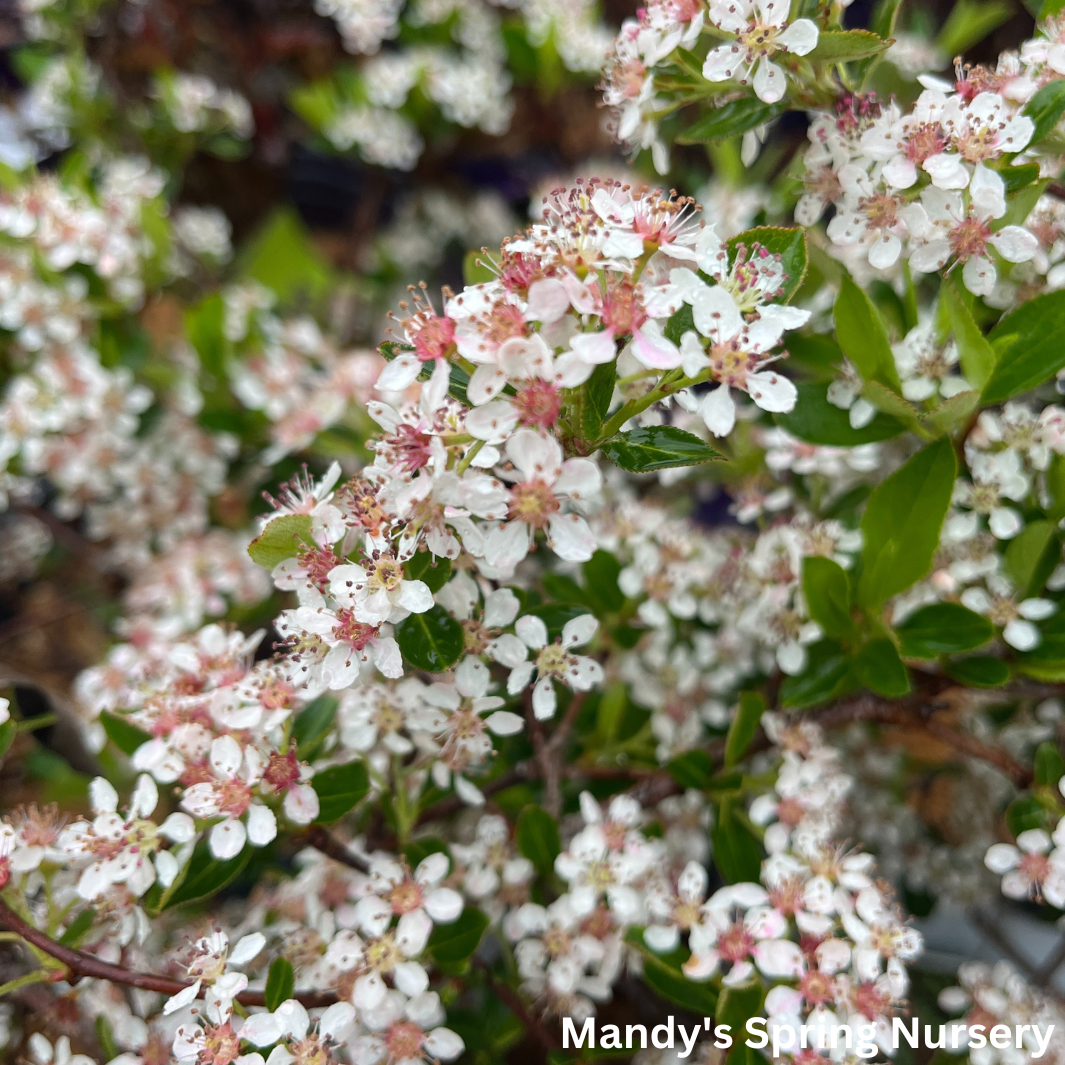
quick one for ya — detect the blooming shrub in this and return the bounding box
[3,0,1065,1064]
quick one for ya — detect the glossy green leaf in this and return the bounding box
[984,290,1065,404]
[775,381,904,446]
[100,711,152,756]
[717,982,765,1035]
[808,29,889,61]
[921,390,981,436]
[1004,520,1058,597]
[852,639,910,697]
[59,907,97,947]
[600,426,720,472]
[942,279,997,389]
[312,760,370,823]
[265,957,295,1011]
[944,655,1010,687]
[516,805,561,874]
[676,98,787,144]
[158,841,251,912]
[185,294,228,377]
[834,273,902,392]
[1006,795,1046,836]
[780,639,855,710]
[857,437,956,608]
[726,227,807,305]
[802,556,854,640]
[292,695,338,759]
[427,907,489,963]
[1025,79,1065,145]
[583,360,617,440]
[1035,741,1065,786]
[582,550,625,613]
[642,953,719,1014]
[725,691,765,767]
[0,719,14,760]
[896,603,994,657]
[396,605,465,673]
[711,799,762,883]
[668,749,714,789]
[663,303,696,347]
[248,514,315,569]
[936,0,1012,55]
[405,551,453,594]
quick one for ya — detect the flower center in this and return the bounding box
[718,922,755,962]
[385,1021,424,1060]
[199,1022,240,1065]
[737,21,781,59]
[904,122,946,164]
[949,215,991,262]
[536,642,573,679]
[462,619,492,654]
[802,969,835,1006]
[332,610,378,650]
[372,557,404,591]
[389,879,424,914]
[707,340,760,388]
[364,933,402,973]
[514,380,562,428]
[508,480,559,529]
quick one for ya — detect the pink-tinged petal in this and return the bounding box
[526,278,571,323]
[569,329,618,365]
[631,320,683,369]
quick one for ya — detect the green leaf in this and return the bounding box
[396,605,465,673]
[711,799,763,882]
[516,805,561,874]
[945,655,1010,687]
[312,760,370,823]
[726,227,807,305]
[238,208,335,306]
[861,380,922,434]
[857,437,956,608]
[600,425,720,472]
[999,162,1041,196]
[95,1017,118,1062]
[427,907,489,964]
[0,719,14,760]
[668,749,714,789]
[921,390,981,436]
[100,711,152,756]
[942,278,997,389]
[583,360,616,440]
[852,639,910,697]
[676,98,787,144]
[983,290,1065,404]
[159,841,251,912]
[725,691,765,767]
[292,695,338,759]
[802,556,854,640]
[185,295,228,378]
[1025,77,1065,145]
[663,303,696,346]
[541,573,590,606]
[775,381,904,446]
[642,954,719,1014]
[1006,795,1046,836]
[248,514,315,569]
[780,639,854,709]
[808,29,889,61]
[1034,741,1065,786]
[871,0,903,38]
[624,930,720,1015]
[936,0,1013,56]
[717,982,765,1035]
[834,273,902,392]
[59,908,96,947]
[1004,520,1058,597]
[463,249,496,286]
[596,681,628,741]
[265,957,295,1011]
[896,603,994,657]
[405,551,453,594]
[582,550,625,614]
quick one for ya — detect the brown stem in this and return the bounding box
[300,825,371,873]
[471,959,561,1050]
[0,899,338,1007]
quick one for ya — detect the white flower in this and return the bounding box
[352,990,464,1065]
[329,552,434,626]
[506,614,604,719]
[702,0,818,103]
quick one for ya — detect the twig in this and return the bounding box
[0,900,338,1007]
[472,958,561,1050]
[300,825,371,873]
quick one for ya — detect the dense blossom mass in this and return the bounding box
[3,0,1065,1065]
